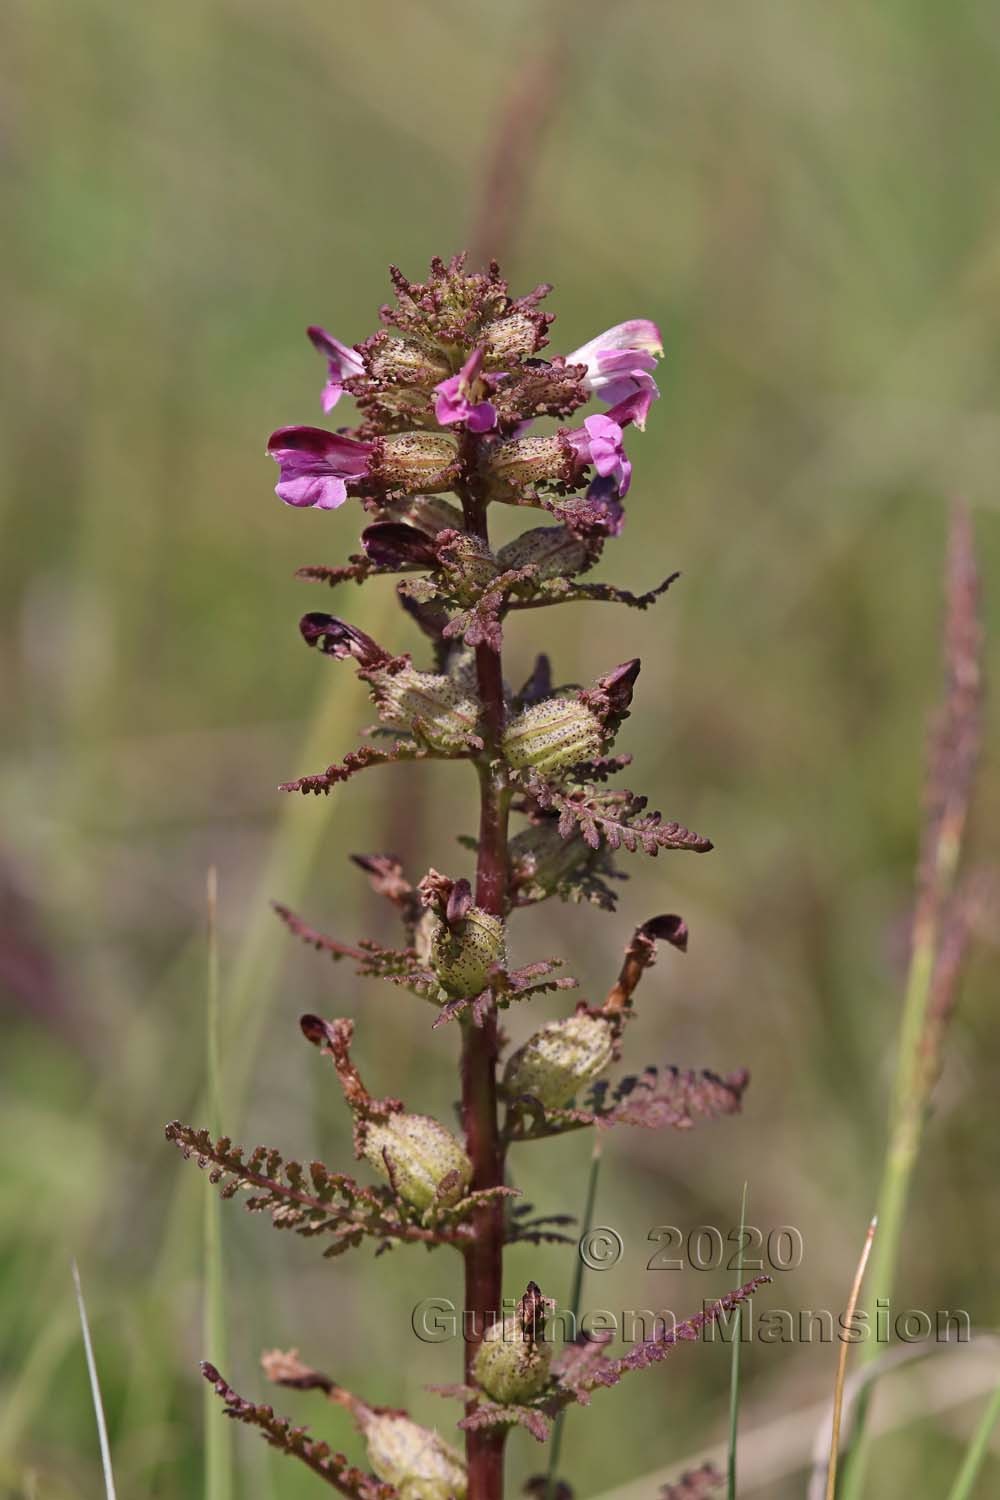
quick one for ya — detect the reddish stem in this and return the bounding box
[459,480,509,1500]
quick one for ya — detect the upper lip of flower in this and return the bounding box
[307,326,365,413]
[566,318,663,368]
[267,424,372,510]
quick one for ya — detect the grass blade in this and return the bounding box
[841,503,983,1500]
[944,1375,1000,1500]
[726,1181,749,1500]
[204,866,233,1500]
[71,1260,118,1500]
[127,655,381,1493]
[825,1216,877,1500]
[545,1137,604,1500]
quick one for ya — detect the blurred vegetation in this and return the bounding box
[2,1,998,1496]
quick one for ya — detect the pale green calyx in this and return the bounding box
[431,907,506,997]
[375,431,459,493]
[502,694,605,775]
[508,820,594,899]
[361,1112,472,1212]
[366,336,452,389]
[485,433,572,493]
[368,665,481,753]
[364,1412,468,1500]
[473,1283,554,1404]
[503,1013,615,1109]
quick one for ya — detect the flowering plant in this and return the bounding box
[171,255,766,1500]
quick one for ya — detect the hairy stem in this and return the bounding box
[460,485,510,1500]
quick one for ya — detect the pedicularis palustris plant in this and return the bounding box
[169,256,769,1500]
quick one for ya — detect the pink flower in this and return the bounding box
[307,326,365,413]
[433,348,497,433]
[267,425,372,510]
[565,414,632,497]
[565,319,662,428]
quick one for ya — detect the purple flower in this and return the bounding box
[565,319,662,428]
[267,425,372,510]
[565,414,632,497]
[307,326,365,413]
[604,388,656,433]
[433,348,497,433]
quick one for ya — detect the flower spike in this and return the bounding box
[180,256,761,1500]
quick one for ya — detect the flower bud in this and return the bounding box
[372,432,459,494]
[503,1013,614,1109]
[473,1283,553,1404]
[299,614,393,670]
[363,1412,467,1500]
[362,522,439,569]
[431,906,506,997]
[502,695,605,774]
[496,525,598,581]
[361,1112,472,1211]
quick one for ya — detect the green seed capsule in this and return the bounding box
[503,1014,615,1109]
[502,696,605,774]
[431,908,506,997]
[361,1113,472,1212]
[473,1313,553,1405]
[364,1413,467,1500]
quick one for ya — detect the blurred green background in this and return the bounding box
[2,1,998,1496]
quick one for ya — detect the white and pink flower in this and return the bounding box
[565,319,662,429]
